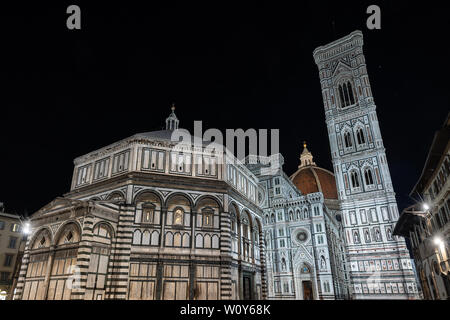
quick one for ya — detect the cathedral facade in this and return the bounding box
[13,31,419,300]
[246,150,350,300]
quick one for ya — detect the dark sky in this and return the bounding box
[1,1,448,216]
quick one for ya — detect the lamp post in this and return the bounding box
[22,222,31,236]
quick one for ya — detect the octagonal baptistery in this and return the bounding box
[15,107,267,301]
[290,143,338,204]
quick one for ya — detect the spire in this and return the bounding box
[299,141,316,168]
[165,103,179,130]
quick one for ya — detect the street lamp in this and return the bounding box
[422,203,430,211]
[433,236,443,246]
[21,221,31,235]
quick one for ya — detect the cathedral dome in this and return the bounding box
[290,142,338,200]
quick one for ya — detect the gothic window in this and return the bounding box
[344,131,353,148]
[350,170,360,188]
[356,127,366,145]
[173,208,184,226]
[348,82,355,105]
[338,81,356,108]
[364,168,374,186]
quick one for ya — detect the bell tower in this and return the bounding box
[313,31,418,299]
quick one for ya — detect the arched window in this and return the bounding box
[57,224,80,245]
[32,229,51,249]
[348,81,355,105]
[356,128,366,145]
[93,224,112,238]
[344,131,353,148]
[350,171,360,188]
[133,230,142,245]
[338,81,356,108]
[338,84,345,108]
[364,169,374,185]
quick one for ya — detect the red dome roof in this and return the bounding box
[290,166,338,200]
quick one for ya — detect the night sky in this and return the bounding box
[1,1,448,216]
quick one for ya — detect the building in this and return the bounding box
[290,143,350,299]
[313,30,419,299]
[246,145,350,300]
[394,113,450,299]
[13,107,266,300]
[12,30,420,300]
[0,203,25,300]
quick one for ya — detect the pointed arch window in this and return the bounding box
[350,170,360,188]
[338,84,345,107]
[338,80,356,108]
[356,127,366,145]
[364,168,374,186]
[344,131,353,148]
